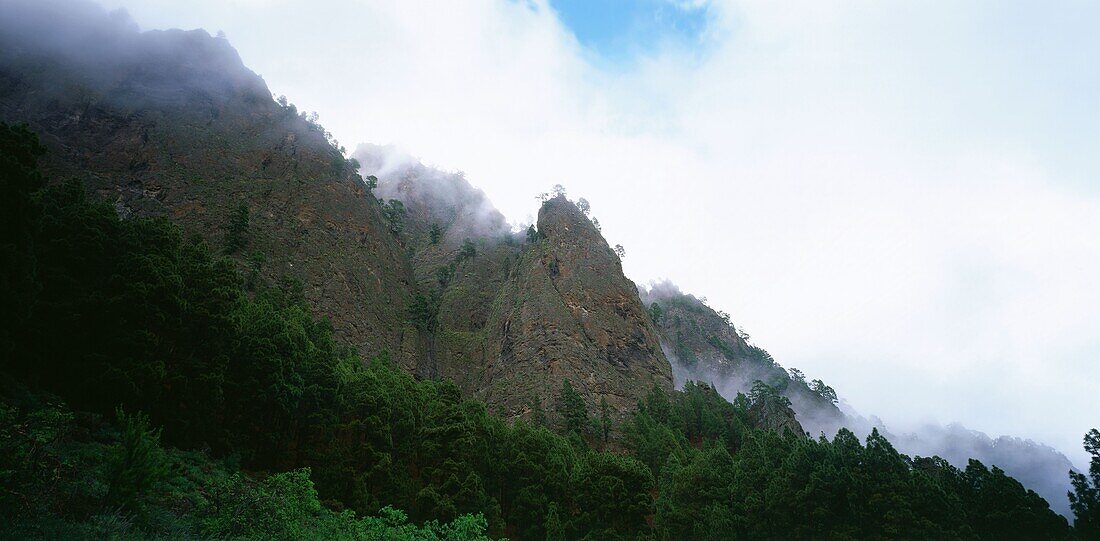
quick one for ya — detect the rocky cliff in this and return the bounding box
[354,147,674,420]
[0,0,421,366]
[478,196,673,419]
[0,0,677,423]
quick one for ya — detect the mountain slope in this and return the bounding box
[0,0,421,366]
[641,280,1079,516]
[355,144,674,420]
[479,195,673,419]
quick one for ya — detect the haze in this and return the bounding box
[97,0,1099,468]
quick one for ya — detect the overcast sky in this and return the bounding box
[97,0,1099,467]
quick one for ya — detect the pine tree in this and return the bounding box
[544,502,566,541]
[556,380,588,436]
[1071,429,1100,539]
[223,203,250,254]
[599,397,612,444]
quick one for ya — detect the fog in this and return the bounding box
[0,0,270,116]
[644,280,1078,517]
[352,143,512,245]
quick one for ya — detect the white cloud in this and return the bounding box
[102,0,1100,467]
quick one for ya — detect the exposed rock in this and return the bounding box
[478,196,673,421]
[748,398,806,437]
[0,0,421,367]
[0,1,674,423]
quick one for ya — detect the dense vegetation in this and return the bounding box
[0,122,1093,539]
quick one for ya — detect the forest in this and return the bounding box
[2,121,1098,540]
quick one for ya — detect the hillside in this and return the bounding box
[639,281,1081,517]
[0,0,1095,538]
[355,144,673,420]
[0,0,421,367]
[0,0,676,422]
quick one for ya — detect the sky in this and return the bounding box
[96,0,1099,468]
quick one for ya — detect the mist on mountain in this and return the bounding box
[641,278,1078,516]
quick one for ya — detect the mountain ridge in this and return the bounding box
[0,0,1082,524]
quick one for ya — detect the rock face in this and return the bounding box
[0,0,420,366]
[478,196,673,419]
[355,148,674,420]
[0,1,673,423]
[354,144,521,380]
[748,398,806,436]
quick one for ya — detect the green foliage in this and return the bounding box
[223,203,250,254]
[1071,428,1100,539]
[716,310,732,328]
[410,292,441,331]
[599,397,612,444]
[430,223,443,245]
[810,378,839,403]
[437,264,455,287]
[0,123,1078,540]
[525,225,539,243]
[383,199,407,234]
[573,452,654,540]
[647,302,663,324]
[544,503,566,541]
[105,409,171,511]
[529,398,546,427]
[0,390,499,540]
[749,380,791,409]
[556,380,589,437]
[360,506,498,541]
[787,367,806,384]
[246,250,267,290]
[706,334,740,362]
[747,344,775,366]
[0,123,46,358]
[458,238,477,261]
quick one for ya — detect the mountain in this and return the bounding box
[354,145,673,421]
[480,194,672,418]
[0,2,1088,537]
[640,280,1079,517]
[357,124,1079,515]
[0,0,422,367]
[0,0,674,427]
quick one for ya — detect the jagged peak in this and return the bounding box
[536,194,615,254]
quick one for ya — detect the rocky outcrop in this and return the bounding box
[478,196,673,420]
[356,148,675,421]
[748,398,806,436]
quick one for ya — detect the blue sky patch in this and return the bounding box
[549,0,710,64]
